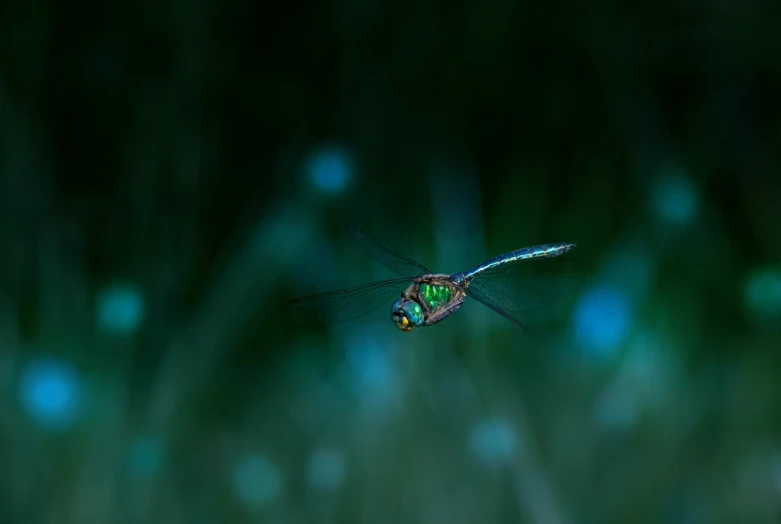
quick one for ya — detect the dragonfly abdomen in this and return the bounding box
[464,242,576,280]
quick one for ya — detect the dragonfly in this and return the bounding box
[289,226,581,332]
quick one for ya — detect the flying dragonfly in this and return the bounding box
[290,226,581,332]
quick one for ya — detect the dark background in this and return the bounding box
[1,1,781,523]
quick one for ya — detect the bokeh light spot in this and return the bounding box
[307,146,351,194]
[573,285,632,357]
[651,170,698,226]
[468,417,518,468]
[308,447,346,491]
[18,357,83,431]
[97,284,144,334]
[232,453,282,509]
[744,267,781,321]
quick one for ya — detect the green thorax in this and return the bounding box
[419,283,451,311]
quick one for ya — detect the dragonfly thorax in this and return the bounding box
[419,282,452,310]
[390,276,468,331]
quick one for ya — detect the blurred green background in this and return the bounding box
[1,1,781,523]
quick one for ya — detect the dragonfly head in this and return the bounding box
[391,298,424,332]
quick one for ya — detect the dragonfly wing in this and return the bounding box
[465,284,528,330]
[289,278,413,324]
[350,225,432,278]
[466,255,588,327]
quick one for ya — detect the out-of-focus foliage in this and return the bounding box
[1,1,780,523]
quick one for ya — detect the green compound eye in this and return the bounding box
[391,299,424,332]
[402,301,423,326]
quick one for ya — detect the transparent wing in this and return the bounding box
[289,278,413,324]
[350,225,432,278]
[466,255,589,329]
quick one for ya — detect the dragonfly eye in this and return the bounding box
[391,299,424,332]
